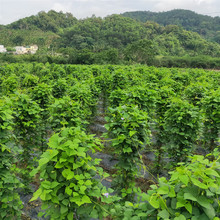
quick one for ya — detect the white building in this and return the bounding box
[26,45,38,54]
[14,45,38,55]
[14,46,27,55]
[0,45,7,53]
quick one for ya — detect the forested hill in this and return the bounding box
[6,10,77,33]
[121,9,220,43]
[0,10,220,67]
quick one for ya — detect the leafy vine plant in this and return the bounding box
[104,104,151,200]
[0,98,23,219]
[30,127,119,220]
[110,149,220,220]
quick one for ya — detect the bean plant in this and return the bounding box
[112,150,220,219]
[0,98,23,219]
[105,105,150,200]
[163,98,202,164]
[202,89,220,151]
[30,127,114,219]
[11,92,42,190]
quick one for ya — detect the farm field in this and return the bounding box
[0,63,219,219]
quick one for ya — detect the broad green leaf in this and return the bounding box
[55,162,64,168]
[51,196,59,204]
[48,133,60,148]
[191,177,208,189]
[47,149,59,159]
[41,181,52,189]
[185,203,192,214]
[158,185,169,195]
[205,169,220,177]
[62,169,75,180]
[67,212,74,220]
[149,195,160,209]
[179,175,189,185]
[60,205,68,214]
[40,190,52,201]
[65,187,72,196]
[184,193,197,202]
[129,130,137,137]
[123,147,132,153]
[81,195,91,203]
[80,185,87,194]
[62,199,69,206]
[168,186,176,197]
[174,215,186,220]
[176,201,185,209]
[203,206,215,219]
[51,181,59,188]
[197,196,211,208]
[30,188,42,202]
[39,157,49,167]
[158,209,170,219]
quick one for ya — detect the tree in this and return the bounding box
[125,39,155,64]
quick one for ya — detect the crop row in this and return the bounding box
[0,63,219,219]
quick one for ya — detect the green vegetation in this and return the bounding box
[122,9,220,43]
[0,10,220,68]
[0,63,219,219]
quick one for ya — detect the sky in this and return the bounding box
[0,0,220,25]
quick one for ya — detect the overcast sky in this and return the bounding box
[0,0,220,25]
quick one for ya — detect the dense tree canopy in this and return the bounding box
[0,10,220,67]
[122,9,220,43]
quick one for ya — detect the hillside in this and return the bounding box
[0,10,220,67]
[121,9,220,43]
[6,10,77,33]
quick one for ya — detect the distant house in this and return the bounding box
[14,45,38,55]
[14,46,27,55]
[26,45,38,54]
[0,45,7,53]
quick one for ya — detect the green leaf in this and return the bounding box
[60,205,68,214]
[174,215,186,220]
[149,195,160,209]
[184,193,197,202]
[62,199,69,206]
[197,196,211,208]
[123,147,132,153]
[185,203,192,214]
[176,201,185,209]
[129,130,137,137]
[158,185,169,195]
[55,162,64,168]
[30,168,39,177]
[48,133,60,148]
[191,177,208,189]
[80,185,87,194]
[40,190,52,201]
[38,157,49,167]
[51,196,59,204]
[30,188,42,202]
[51,181,59,188]
[65,187,72,196]
[81,195,91,203]
[41,181,52,189]
[158,209,170,219]
[203,206,216,220]
[67,212,74,220]
[179,175,189,185]
[168,186,176,197]
[62,169,75,180]
[205,169,220,177]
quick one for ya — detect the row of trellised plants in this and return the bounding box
[0,63,219,219]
